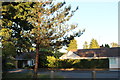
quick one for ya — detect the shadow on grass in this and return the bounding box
[2,70,64,80]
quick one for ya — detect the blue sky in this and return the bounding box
[62,0,118,49]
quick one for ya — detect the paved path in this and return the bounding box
[7,69,33,73]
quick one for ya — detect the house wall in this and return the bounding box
[109,57,120,69]
[16,59,35,68]
[27,59,34,66]
[118,57,120,68]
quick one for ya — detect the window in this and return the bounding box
[109,57,116,64]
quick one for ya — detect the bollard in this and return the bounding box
[50,70,54,78]
[92,71,96,80]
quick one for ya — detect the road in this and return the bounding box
[38,70,119,78]
[6,69,120,78]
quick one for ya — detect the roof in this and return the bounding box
[76,47,120,57]
[15,52,35,60]
[59,47,120,59]
[59,51,80,59]
[15,51,53,60]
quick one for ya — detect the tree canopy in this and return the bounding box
[1,1,85,78]
[25,1,82,77]
[1,2,35,54]
[67,39,77,51]
[89,38,100,49]
[83,41,89,49]
[1,2,84,53]
[110,42,120,47]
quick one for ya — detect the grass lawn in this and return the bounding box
[2,71,64,79]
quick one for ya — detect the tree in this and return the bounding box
[2,41,16,70]
[1,2,34,54]
[89,38,100,49]
[1,2,36,70]
[0,27,16,70]
[83,41,89,49]
[24,1,82,78]
[1,2,84,51]
[105,44,110,48]
[67,39,77,51]
[110,42,119,47]
[0,31,16,58]
[1,1,85,79]
[101,44,104,47]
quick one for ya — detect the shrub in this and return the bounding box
[38,54,48,68]
[6,62,15,69]
[46,56,109,69]
[46,56,57,68]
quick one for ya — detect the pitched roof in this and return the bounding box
[59,51,80,59]
[76,47,120,57]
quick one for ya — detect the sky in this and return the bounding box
[0,0,119,50]
[61,0,119,49]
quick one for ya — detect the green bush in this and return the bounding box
[38,54,49,68]
[46,56,57,68]
[46,56,109,69]
[57,59,73,68]
[6,62,15,69]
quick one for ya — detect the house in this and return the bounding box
[59,47,120,70]
[15,52,35,68]
[15,50,53,68]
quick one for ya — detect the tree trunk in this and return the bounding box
[33,44,39,79]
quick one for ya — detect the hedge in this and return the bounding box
[46,56,109,69]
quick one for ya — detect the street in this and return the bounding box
[6,69,120,78]
[38,69,120,78]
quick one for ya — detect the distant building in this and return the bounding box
[15,51,53,68]
[59,51,81,59]
[15,52,35,68]
[59,47,120,70]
